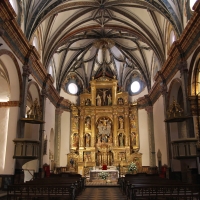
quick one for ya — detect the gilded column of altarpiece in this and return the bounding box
[67,77,142,174]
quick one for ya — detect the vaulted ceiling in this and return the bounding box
[23,0,184,93]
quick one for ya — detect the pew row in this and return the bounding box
[7,173,85,200]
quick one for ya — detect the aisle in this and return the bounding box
[76,187,127,200]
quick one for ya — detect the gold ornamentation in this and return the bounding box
[167,99,184,118]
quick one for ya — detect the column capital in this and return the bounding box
[22,65,32,77]
[159,82,167,96]
[177,60,188,75]
[41,88,49,98]
[55,107,63,115]
[145,106,153,113]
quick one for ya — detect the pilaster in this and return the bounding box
[91,114,95,147]
[19,65,31,138]
[113,112,118,146]
[55,107,63,167]
[145,106,156,167]
[38,88,48,169]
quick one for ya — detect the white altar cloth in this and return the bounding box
[89,169,119,181]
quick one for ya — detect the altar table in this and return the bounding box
[89,169,119,182]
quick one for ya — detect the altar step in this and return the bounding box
[86,180,119,187]
[77,187,126,200]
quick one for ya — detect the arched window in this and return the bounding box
[33,36,39,51]
[131,81,140,93]
[67,83,78,95]
[169,30,176,47]
[190,0,197,10]
[48,65,55,80]
[9,0,18,15]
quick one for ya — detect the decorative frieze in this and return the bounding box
[0,101,20,107]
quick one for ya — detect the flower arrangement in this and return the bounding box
[128,162,137,172]
[99,172,109,180]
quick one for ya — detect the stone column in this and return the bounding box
[159,83,172,168]
[54,107,63,167]
[177,60,194,137]
[145,106,156,167]
[19,65,31,138]
[38,88,48,169]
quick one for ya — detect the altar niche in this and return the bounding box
[96,117,112,145]
[96,89,112,106]
[68,77,142,175]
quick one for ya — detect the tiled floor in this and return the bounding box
[77,187,126,200]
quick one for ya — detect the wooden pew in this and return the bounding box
[7,173,85,200]
[118,174,200,200]
[128,184,200,200]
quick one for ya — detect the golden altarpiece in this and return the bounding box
[67,76,142,175]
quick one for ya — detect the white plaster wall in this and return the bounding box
[60,111,71,166]
[43,98,56,165]
[153,95,168,166]
[129,87,148,102]
[60,88,78,105]
[138,109,149,166]
[0,108,10,173]
[4,107,19,174]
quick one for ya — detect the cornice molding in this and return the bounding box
[0,101,20,107]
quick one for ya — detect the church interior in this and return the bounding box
[0,0,200,194]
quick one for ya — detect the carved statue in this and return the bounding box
[85,99,91,106]
[85,117,91,129]
[130,114,136,128]
[73,117,79,129]
[119,133,124,147]
[98,118,111,137]
[119,117,124,129]
[131,132,137,146]
[96,94,101,106]
[26,98,42,120]
[107,94,112,105]
[72,133,79,148]
[99,89,109,105]
[85,133,90,147]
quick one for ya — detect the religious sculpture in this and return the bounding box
[73,116,79,129]
[85,98,91,106]
[107,94,112,105]
[118,98,124,105]
[130,114,136,128]
[72,133,79,148]
[96,94,101,106]
[119,133,124,147]
[85,133,91,147]
[85,117,91,129]
[119,117,124,129]
[131,132,137,146]
[26,98,42,120]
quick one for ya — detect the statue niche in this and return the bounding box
[96,117,112,144]
[85,133,91,147]
[118,133,125,147]
[96,89,112,106]
[85,116,91,130]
